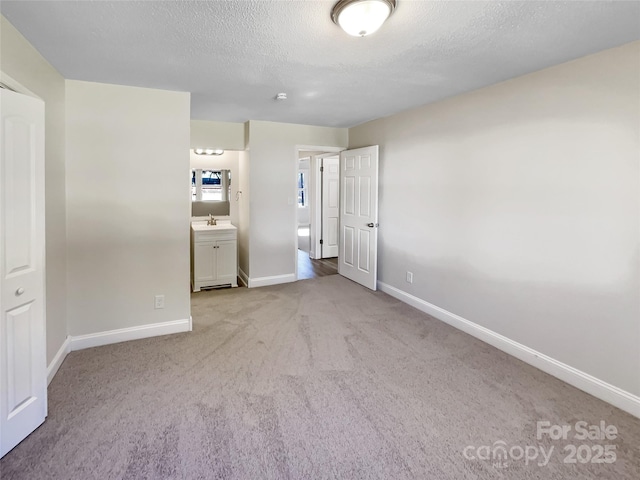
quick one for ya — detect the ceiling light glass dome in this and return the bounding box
[331,0,396,37]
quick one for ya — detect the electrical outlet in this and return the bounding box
[406,271,413,284]
[154,295,165,309]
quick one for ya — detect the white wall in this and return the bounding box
[349,41,640,396]
[246,121,348,281]
[1,16,68,365]
[66,80,191,336]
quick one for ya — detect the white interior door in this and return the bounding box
[321,156,339,258]
[338,146,379,290]
[0,88,47,458]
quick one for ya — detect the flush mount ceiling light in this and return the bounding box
[194,148,224,156]
[331,0,396,37]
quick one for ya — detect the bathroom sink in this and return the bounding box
[191,221,236,231]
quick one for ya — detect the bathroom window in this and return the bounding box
[297,172,307,208]
[191,169,231,202]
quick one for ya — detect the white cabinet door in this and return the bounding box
[0,88,47,458]
[193,243,216,283]
[338,146,379,291]
[215,240,237,285]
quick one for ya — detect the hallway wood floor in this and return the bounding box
[297,249,338,280]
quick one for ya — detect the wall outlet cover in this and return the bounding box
[154,295,165,309]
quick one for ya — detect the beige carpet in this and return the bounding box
[1,275,639,479]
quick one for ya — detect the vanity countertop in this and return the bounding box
[191,221,236,232]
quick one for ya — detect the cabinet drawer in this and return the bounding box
[194,231,237,243]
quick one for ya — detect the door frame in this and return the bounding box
[293,145,345,281]
[0,71,40,99]
[296,156,312,254]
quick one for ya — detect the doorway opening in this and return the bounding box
[295,147,344,281]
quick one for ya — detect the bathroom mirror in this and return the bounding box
[191,169,231,216]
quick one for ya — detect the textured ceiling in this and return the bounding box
[2,1,639,128]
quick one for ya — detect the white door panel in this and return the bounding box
[358,230,371,272]
[338,146,379,290]
[327,217,338,248]
[321,156,339,258]
[359,177,371,216]
[343,226,355,266]
[6,302,37,413]
[344,177,355,214]
[1,88,46,458]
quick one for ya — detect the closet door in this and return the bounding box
[0,88,46,458]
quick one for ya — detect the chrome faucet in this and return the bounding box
[207,214,217,226]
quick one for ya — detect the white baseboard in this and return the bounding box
[378,281,640,419]
[248,273,296,288]
[47,336,71,385]
[70,318,192,351]
[238,268,249,287]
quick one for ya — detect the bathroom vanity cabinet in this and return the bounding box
[190,222,238,291]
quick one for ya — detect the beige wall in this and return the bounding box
[238,149,251,277]
[350,41,640,396]
[246,121,348,280]
[191,119,245,151]
[1,16,68,365]
[66,80,191,336]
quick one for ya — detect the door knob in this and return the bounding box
[366,223,379,228]
[16,287,25,296]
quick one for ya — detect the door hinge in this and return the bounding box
[320,239,323,244]
[320,166,324,172]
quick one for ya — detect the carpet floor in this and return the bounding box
[1,275,639,479]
